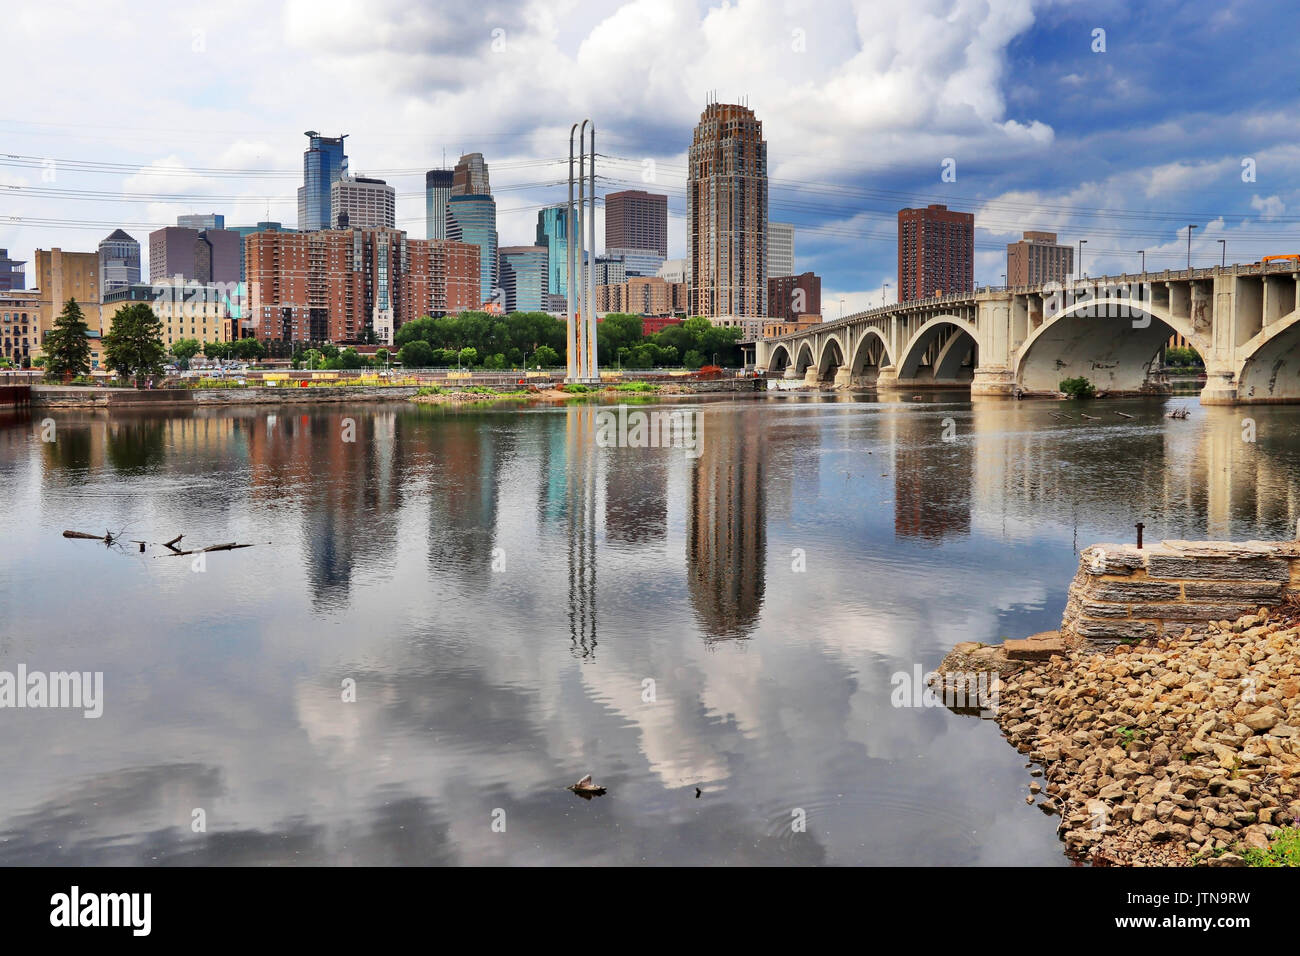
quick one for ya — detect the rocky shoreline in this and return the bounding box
[937,608,1300,866]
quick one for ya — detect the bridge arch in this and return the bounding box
[1236,312,1300,402]
[1015,299,1209,394]
[793,341,815,376]
[815,334,846,381]
[847,328,893,384]
[897,315,982,384]
[767,342,793,373]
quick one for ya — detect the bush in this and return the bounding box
[1165,346,1203,367]
[1059,376,1096,399]
[612,381,658,392]
[1239,828,1300,867]
[560,383,593,393]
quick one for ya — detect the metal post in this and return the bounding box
[566,124,577,382]
[587,123,597,382]
[577,120,588,382]
[1135,522,1144,549]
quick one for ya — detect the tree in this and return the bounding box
[533,345,559,367]
[231,338,267,362]
[44,298,93,380]
[171,338,202,364]
[204,341,231,362]
[375,348,390,367]
[683,349,706,370]
[102,302,166,385]
[457,346,477,366]
[1059,376,1096,399]
[339,347,363,370]
[397,340,434,367]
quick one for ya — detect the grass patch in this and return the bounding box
[611,381,659,392]
[1239,828,1300,866]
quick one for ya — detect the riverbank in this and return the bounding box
[938,609,1300,866]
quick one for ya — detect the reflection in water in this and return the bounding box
[688,410,766,640]
[8,397,1300,865]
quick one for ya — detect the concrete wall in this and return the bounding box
[32,386,422,408]
[1062,540,1300,645]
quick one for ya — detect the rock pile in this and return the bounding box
[944,609,1300,866]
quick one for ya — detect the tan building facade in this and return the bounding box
[1006,231,1073,287]
[596,276,687,316]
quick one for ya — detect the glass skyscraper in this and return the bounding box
[297,131,349,232]
[426,169,453,240]
[499,246,549,313]
[447,195,497,305]
[535,204,569,298]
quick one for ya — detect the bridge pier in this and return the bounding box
[1199,369,1240,406]
[783,367,802,380]
[971,366,1017,398]
[833,367,854,389]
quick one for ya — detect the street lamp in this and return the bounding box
[839,295,845,319]
[882,281,890,306]
[1217,238,1226,268]
[1187,224,1198,270]
[1001,273,1007,289]
[1138,250,1145,272]
[1078,239,1087,279]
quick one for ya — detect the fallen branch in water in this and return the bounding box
[163,542,255,557]
[1115,411,1135,419]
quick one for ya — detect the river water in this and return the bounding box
[0,392,1297,865]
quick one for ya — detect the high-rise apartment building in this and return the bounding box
[604,189,668,258]
[98,229,141,297]
[1007,230,1073,287]
[536,204,569,298]
[498,246,549,313]
[446,194,497,305]
[228,221,296,282]
[149,227,240,286]
[330,175,396,229]
[297,131,349,232]
[596,276,687,316]
[687,102,768,317]
[768,221,795,278]
[897,204,974,302]
[426,169,453,240]
[767,272,821,321]
[0,249,24,291]
[593,256,626,287]
[451,152,490,196]
[246,228,478,345]
[177,213,225,230]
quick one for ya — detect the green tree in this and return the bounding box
[398,340,434,367]
[457,346,477,366]
[597,313,644,363]
[1059,376,1096,399]
[43,298,93,380]
[683,349,706,370]
[339,347,363,370]
[533,345,559,367]
[374,348,391,367]
[204,341,231,362]
[103,302,166,385]
[171,338,202,364]
[231,338,267,362]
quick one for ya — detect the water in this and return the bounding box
[0,393,1297,866]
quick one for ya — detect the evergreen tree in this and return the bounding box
[102,302,165,385]
[44,298,92,380]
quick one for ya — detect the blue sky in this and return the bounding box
[2,0,1298,312]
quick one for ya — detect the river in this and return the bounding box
[0,392,1296,865]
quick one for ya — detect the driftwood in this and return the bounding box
[1116,411,1136,419]
[63,530,109,541]
[63,529,256,557]
[1080,413,1101,421]
[163,534,184,552]
[165,542,254,557]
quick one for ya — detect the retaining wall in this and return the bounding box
[1062,540,1300,645]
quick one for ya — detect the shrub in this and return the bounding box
[1059,376,1096,399]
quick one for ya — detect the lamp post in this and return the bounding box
[1187,224,1197,270]
[839,295,845,319]
[1001,273,1007,289]
[1138,250,1145,272]
[1078,239,1087,279]
[1218,238,1226,268]
[882,281,890,306]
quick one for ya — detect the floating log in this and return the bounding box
[163,534,184,551]
[63,530,107,540]
[1080,413,1101,420]
[165,542,255,557]
[1116,411,1136,419]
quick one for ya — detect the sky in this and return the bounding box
[3,0,1300,314]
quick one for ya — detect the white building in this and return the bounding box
[769,222,795,278]
[330,175,396,230]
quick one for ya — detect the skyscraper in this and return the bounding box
[536,204,569,298]
[1006,231,1073,287]
[897,204,974,302]
[149,227,240,286]
[0,248,27,291]
[446,194,498,305]
[687,102,768,317]
[768,221,795,277]
[426,169,453,240]
[604,189,668,258]
[297,131,349,232]
[330,175,396,229]
[177,213,225,230]
[498,246,549,313]
[98,229,141,297]
[451,152,490,196]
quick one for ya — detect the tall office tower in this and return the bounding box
[330,175,396,229]
[605,247,664,278]
[425,169,453,239]
[498,246,549,313]
[177,213,225,230]
[687,102,768,317]
[768,221,795,277]
[604,189,668,258]
[451,152,490,196]
[97,229,141,297]
[536,204,569,297]
[297,131,349,232]
[446,194,498,305]
[1006,230,1073,287]
[149,227,240,285]
[897,203,975,302]
[0,249,25,291]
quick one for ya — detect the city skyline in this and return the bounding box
[1,1,1298,317]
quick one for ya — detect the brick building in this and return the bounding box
[767,272,821,321]
[897,204,974,302]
